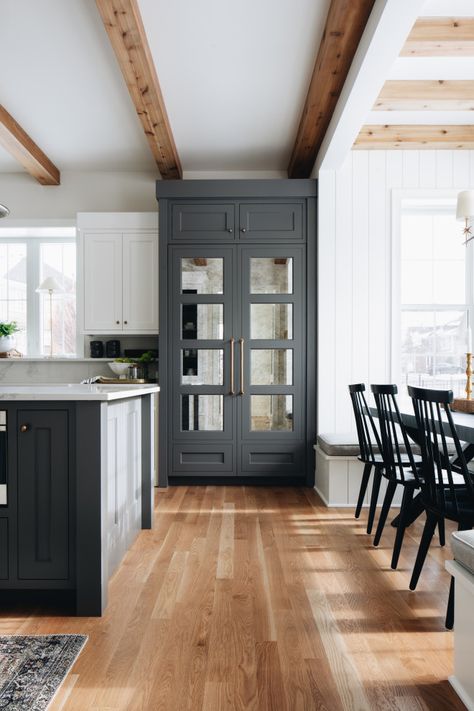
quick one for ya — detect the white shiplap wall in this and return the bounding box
[318,149,474,434]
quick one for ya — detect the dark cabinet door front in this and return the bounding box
[17,410,70,580]
[172,203,235,241]
[239,202,304,240]
[0,519,8,579]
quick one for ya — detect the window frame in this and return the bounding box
[392,189,474,389]
[0,221,79,357]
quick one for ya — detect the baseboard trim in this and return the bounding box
[449,675,474,711]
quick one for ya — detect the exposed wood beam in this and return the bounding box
[0,105,60,185]
[355,124,474,149]
[288,0,377,178]
[96,0,182,179]
[401,17,474,57]
[314,0,426,173]
[374,80,474,111]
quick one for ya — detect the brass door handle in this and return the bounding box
[229,337,235,395]
[239,337,244,395]
[20,424,29,433]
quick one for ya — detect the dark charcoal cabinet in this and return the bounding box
[0,519,8,579]
[17,409,70,580]
[157,180,317,486]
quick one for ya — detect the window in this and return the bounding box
[0,227,76,356]
[399,198,469,397]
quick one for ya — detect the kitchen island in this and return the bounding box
[0,384,159,615]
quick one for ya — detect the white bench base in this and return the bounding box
[314,444,402,508]
[445,559,474,711]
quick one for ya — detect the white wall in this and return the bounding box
[318,149,474,434]
[0,170,158,219]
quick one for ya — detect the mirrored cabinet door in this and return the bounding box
[0,411,6,506]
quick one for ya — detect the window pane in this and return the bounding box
[250,395,293,431]
[250,258,293,294]
[39,243,76,356]
[401,310,466,396]
[0,243,27,353]
[181,349,223,384]
[181,395,223,431]
[181,258,223,294]
[181,304,223,340]
[251,349,293,385]
[250,304,293,339]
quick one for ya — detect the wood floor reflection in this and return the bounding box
[2,486,465,710]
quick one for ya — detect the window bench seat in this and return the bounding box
[446,531,474,711]
[314,433,402,508]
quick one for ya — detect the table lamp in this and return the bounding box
[36,276,63,357]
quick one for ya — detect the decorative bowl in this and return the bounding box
[108,361,131,377]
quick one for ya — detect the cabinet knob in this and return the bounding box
[116,320,120,325]
[241,228,247,233]
[227,228,233,233]
[20,424,29,433]
[124,320,128,325]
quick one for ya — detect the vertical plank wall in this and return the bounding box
[318,149,474,434]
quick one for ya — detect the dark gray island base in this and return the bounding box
[0,385,158,616]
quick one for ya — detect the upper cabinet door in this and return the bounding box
[239,202,304,240]
[171,203,235,240]
[84,233,123,332]
[122,233,159,332]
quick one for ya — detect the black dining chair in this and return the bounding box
[407,385,474,628]
[348,383,384,534]
[371,384,422,569]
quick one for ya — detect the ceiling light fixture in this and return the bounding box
[457,190,474,245]
[0,204,9,218]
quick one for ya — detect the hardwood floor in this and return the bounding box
[1,486,466,710]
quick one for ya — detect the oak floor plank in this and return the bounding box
[2,486,466,711]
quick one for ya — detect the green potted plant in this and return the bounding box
[0,321,20,353]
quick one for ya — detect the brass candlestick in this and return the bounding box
[466,352,473,400]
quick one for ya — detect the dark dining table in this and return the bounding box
[370,399,474,527]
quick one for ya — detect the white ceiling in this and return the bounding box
[0,0,330,176]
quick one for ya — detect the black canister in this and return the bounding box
[90,340,104,358]
[106,340,121,358]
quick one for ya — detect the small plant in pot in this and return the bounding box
[0,321,20,353]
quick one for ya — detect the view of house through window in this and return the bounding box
[0,227,76,356]
[400,199,468,397]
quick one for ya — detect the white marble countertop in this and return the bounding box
[0,384,160,401]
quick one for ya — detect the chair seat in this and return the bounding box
[452,530,474,575]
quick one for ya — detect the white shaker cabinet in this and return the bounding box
[78,213,159,334]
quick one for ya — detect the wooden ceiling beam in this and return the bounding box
[401,17,474,57]
[374,80,474,111]
[96,0,182,179]
[355,124,474,149]
[288,0,376,179]
[0,105,60,185]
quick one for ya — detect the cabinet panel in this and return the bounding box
[84,233,122,331]
[239,203,303,240]
[17,410,70,580]
[0,519,8,579]
[172,204,235,240]
[122,233,159,331]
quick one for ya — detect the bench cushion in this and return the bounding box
[452,530,474,575]
[317,433,361,457]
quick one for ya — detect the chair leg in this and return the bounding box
[445,576,455,630]
[373,480,397,547]
[355,462,372,519]
[391,485,415,570]
[409,512,438,591]
[366,467,382,535]
[438,517,446,547]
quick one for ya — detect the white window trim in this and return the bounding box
[391,188,472,387]
[0,224,79,357]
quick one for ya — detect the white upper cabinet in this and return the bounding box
[78,213,159,334]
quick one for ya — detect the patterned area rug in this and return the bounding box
[0,635,87,710]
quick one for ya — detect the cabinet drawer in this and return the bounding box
[239,203,303,240]
[0,519,8,579]
[171,204,235,240]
